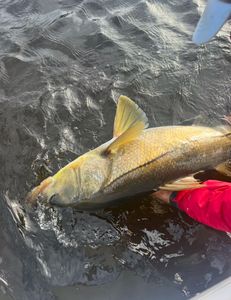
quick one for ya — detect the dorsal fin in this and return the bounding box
[105,96,149,154]
[113,96,149,137]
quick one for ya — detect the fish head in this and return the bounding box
[26,151,111,208]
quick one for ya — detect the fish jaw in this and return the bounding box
[26,158,83,207]
[25,176,54,206]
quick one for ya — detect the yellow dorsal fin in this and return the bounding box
[159,176,204,191]
[105,96,148,155]
[113,95,149,137]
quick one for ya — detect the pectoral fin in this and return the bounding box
[159,176,204,191]
[105,96,149,154]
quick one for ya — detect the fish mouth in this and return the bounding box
[25,177,53,207]
[47,192,85,208]
[48,194,71,207]
[26,191,73,209]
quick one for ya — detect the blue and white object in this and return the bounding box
[193,0,231,44]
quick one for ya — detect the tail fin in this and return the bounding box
[193,0,231,45]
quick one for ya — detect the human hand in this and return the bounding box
[152,190,173,204]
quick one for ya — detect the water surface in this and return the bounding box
[0,0,231,299]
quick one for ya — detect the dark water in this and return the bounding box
[0,0,231,299]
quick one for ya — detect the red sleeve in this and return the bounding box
[174,180,231,232]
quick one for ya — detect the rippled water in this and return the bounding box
[0,0,231,299]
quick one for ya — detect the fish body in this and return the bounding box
[27,96,231,209]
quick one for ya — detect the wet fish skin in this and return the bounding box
[26,96,231,209]
[100,126,231,203]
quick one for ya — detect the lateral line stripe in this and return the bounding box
[106,150,173,188]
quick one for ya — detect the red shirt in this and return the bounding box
[174,180,231,233]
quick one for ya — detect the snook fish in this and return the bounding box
[27,96,231,209]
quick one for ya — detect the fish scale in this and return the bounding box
[106,126,225,189]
